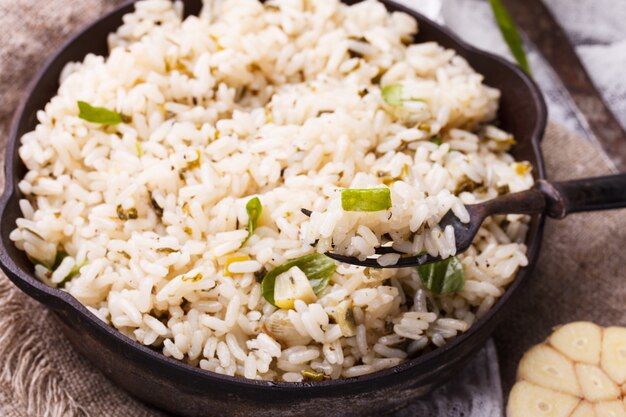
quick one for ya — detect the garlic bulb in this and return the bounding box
[508,321,626,417]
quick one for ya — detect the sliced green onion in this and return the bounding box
[381,84,404,106]
[341,188,392,212]
[417,256,465,294]
[381,83,425,107]
[77,101,127,125]
[489,0,531,75]
[242,197,262,246]
[261,253,336,307]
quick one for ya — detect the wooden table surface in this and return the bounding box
[503,0,626,170]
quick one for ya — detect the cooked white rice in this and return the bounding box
[10,0,533,381]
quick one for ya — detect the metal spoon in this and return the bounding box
[302,174,626,268]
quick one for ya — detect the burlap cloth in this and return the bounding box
[1,1,624,416]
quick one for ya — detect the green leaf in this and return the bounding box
[341,188,392,212]
[381,84,404,106]
[489,0,531,75]
[417,256,465,294]
[430,136,442,146]
[262,253,336,306]
[77,101,125,125]
[242,197,262,246]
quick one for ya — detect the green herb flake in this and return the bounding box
[489,0,531,75]
[185,150,202,170]
[341,188,392,212]
[117,205,138,221]
[371,69,386,85]
[419,123,431,133]
[235,86,248,103]
[497,184,511,195]
[241,196,262,246]
[346,39,367,60]
[381,84,404,106]
[301,369,327,382]
[77,101,126,125]
[254,267,267,283]
[261,253,336,307]
[378,165,409,186]
[417,256,465,294]
[455,176,483,195]
[156,248,177,254]
[430,136,442,146]
[136,142,143,157]
[150,192,164,218]
[182,273,203,283]
[58,262,85,289]
[401,35,414,46]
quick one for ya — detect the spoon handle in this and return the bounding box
[479,187,546,217]
[538,174,626,218]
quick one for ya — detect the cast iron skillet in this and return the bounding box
[0,1,547,416]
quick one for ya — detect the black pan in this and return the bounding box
[0,1,547,416]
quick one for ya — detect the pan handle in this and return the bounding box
[537,174,626,218]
